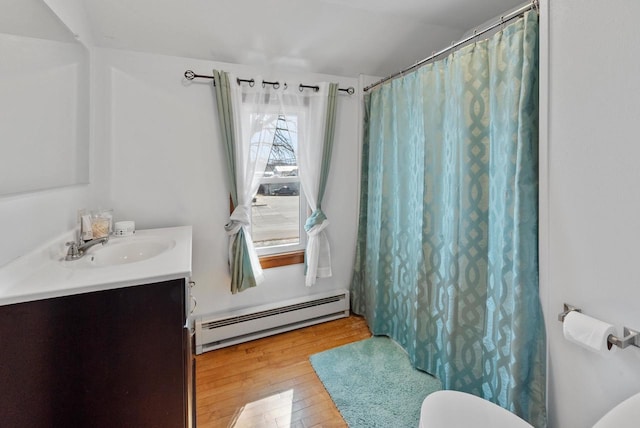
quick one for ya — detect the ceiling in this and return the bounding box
[81,0,525,78]
[2,0,76,42]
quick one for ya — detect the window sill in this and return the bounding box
[259,250,304,269]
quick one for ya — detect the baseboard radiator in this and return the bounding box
[194,289,350,354]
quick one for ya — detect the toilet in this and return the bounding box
[419,390,640,428]
[593,391,640,428]
[418,390,533,428]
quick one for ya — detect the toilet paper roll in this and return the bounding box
[563,311,617,356]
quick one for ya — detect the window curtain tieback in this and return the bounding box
[225,205,251,236]
[304,209,328,234]
[304,209,331,287]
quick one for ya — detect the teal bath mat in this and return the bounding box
[310,336,442,427]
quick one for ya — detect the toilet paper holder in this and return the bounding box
[558,303,640,350]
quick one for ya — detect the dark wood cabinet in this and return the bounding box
[0,279,194,428]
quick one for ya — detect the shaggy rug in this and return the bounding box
[310,336,441,427]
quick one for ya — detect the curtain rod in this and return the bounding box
[183,70,355,95]
[363,0,538,92]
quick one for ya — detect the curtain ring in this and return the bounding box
[283,82,288,90]
[262,80,280,89]
[298,84,304,92]
[236,78,255,87]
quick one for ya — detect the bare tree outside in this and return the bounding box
[266,115,297,167]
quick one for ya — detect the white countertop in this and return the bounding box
[0,226,192,306]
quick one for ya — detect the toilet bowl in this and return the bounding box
[419,390,640,428]
[592,391,640,428]
[418,390,533,428]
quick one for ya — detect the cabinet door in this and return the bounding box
[0,291,85,427]
[0,279,188,428]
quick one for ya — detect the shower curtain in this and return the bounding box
[351,11,546,428]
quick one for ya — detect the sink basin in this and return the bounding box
[65,237,176,268]
[0,226,191,307]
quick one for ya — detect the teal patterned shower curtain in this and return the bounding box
[351,11,546,427]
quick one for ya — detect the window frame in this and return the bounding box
[259,250,305,269]
[253,175,308,258]
[242,106,308,267]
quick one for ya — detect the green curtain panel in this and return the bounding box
[316,83,338,205]
[302,83,339,286]
[213,70,259,294]
[351,11,546,428]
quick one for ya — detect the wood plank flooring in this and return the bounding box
[196,315,372,428]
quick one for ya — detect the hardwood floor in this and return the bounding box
[196,315,372,428]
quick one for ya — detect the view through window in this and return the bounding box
[251,114,306,255]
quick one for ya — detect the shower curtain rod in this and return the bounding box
[183,70,355,95]
[363,0,538,92]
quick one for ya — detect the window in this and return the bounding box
[250,114,307,264]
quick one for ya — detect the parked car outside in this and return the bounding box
[271,186,298,196]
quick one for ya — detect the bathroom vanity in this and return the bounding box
[0,226,195,428]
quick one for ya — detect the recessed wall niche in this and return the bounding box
[0,0,90,195]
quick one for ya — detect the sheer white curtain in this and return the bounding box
[295,83,338,286]
[234,83,337,288]
[216,73,337,291]
[224,75,286,290]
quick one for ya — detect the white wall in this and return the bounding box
[0,1,96,267]
[0,34,89,195]
[544,1,640,427]
[0,187,90,266]
[92,48,361,316]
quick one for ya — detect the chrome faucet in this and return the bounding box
[65,236,109,261]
